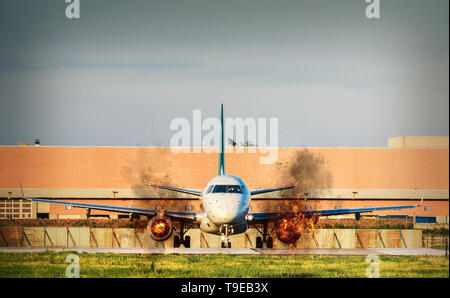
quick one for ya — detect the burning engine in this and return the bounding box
[275,214,318,245]
[147,215,173,241]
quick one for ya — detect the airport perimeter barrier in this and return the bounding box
[0,227,425,249]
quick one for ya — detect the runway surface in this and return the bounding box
[0,247,447,256]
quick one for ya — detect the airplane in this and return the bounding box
[19,104,423,248]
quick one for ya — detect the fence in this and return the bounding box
[422,234,449,249]
[0,227,425,249]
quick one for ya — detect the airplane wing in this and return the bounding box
[145,182,202,196]
[250,185,295,196]
[164,210,203,222]
[19,182,202,222]
[22,197,158,215]
[248,199,424,222]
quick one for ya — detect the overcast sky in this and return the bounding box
[0,0,448,147]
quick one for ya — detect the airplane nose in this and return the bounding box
[223,208,238,221]
[218,200,242,224]
[205,194,245,225]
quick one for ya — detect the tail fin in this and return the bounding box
[218,104,225,175]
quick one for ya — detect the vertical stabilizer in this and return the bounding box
[218,104,225,175]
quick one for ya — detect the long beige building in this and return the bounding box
[0,136,448,221]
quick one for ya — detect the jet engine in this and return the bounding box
[147,215,173,241]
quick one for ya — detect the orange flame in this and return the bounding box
[150,218,170,238]
[275,212,319,246]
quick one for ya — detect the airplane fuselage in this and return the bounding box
[199,174,251,235]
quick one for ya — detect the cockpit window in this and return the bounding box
[227,185,243,193]
[212,185,227,193]
[212,185,243,193]
[206,185,214,194]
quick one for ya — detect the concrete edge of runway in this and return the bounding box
[0,247,447,256]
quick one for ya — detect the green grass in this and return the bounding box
[0,252,448,278]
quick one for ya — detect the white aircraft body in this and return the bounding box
[20,104,423,248]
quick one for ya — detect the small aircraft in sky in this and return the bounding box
[20,104,423,248]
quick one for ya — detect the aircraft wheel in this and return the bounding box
[227,242,232,248]
[266,237,273,249]
[256,237,263,248]
[221,242,226,248]
[173,236,181,248]
[184,236,191,248]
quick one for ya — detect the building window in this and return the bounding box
[0,199,32,219]
[37,213,49,219]
[424,206,431,211]
[334,206,341,210]
[185,205,192,211]
[274,206,281,211]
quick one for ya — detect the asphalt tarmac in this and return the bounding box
[0,247,446,256]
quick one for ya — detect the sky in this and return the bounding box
[0,0,448,147]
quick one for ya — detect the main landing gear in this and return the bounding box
[253,222,274,249]
[173,222,195,248]
[220,224,234,248]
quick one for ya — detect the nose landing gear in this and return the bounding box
[220,224,234,248]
